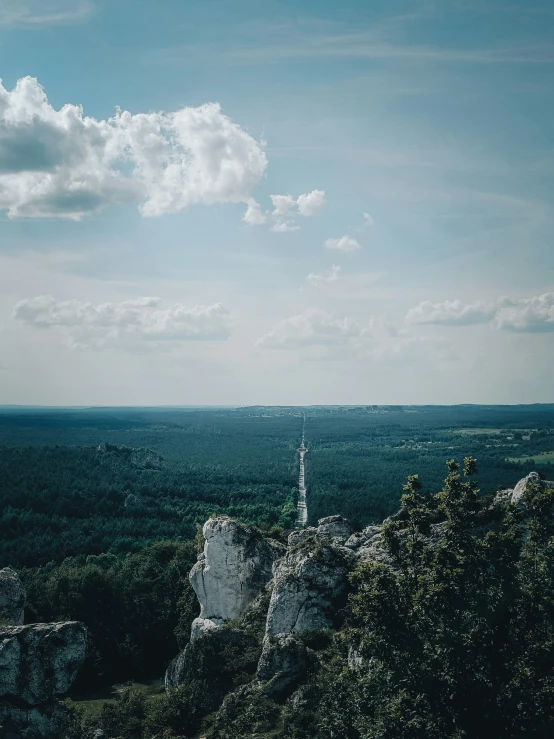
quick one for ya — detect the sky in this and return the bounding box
[0,0,553,406]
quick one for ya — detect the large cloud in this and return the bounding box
[406,293,554,332]
[495,293,554,332]
[13,295,233,348]
[0,76,267,219]
[406,299,497,326]
[256,309,366,348]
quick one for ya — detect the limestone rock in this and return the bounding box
[129,448,164,470]
[0,621,87,705]
[265,535,355,637]
[287,527,317,548]
[345,525,381,550]
[317,515,353,544]
[493,471,554,506]
[97,442,164,470]
[189,516,285,640]
[257,634,309,696]
[357,531,394,565]
[165,627,260,700]
[0,699,81,739]
[0,567,25,626]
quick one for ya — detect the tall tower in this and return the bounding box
[296,417,308,527]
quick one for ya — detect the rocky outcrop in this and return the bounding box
[165,626,260,701]
[97,442,165,470]
[254,519,356,695]
[0,567,25,626]
[494,471,554,506]
[0,621,87,739]
[265,530,355,638]
[0,621,87,704]
[257,634,310,696]
[189,516,285,640]
[129,448,164,470]
[0,700,81,739]
[317,515,353,544]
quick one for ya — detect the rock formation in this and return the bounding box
[97,442,165,470]
[188,515,285,641]
[494,471,554,506]
[0,567,25,626]
[0,621,87,739]
[264,528,355,638]
[169,470,554,702]
[257,633,310,696]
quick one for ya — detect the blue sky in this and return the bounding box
[0,0,553,405]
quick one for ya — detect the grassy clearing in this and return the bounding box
[507,451,554,464]
[452,428,534,438]
[70,678,165,721]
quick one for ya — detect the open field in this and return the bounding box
[507,451,554,464]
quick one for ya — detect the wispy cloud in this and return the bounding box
[0,0,95,27]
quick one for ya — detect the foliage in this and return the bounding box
[21,540,198,691]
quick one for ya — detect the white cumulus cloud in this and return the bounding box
[324,235,361,252]
[297,189,326,216]
[0,76,267,219]
[406,292,554,332]
[13,295,233,348]
[306,265,341,287]
[406,299,497,326]
[495,293,554,332]
[256,309,366,348]
[262,189,326,231]
[242,198,266,225]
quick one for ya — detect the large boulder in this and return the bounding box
[317,515,353,545]
[0,622,87,705]
[265,534,355,638]
[189,516,285,640]
[0,621,86,739]
[165,627,260,698]
[0,567,25,626]
[0,700,81,739]
[494,471,554,506]
[257,633,310,696]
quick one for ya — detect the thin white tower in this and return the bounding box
[296,414,308,527]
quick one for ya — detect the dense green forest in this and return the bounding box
[2,405,553,567]
[2,405,554,725]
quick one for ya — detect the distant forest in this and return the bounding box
[1,404,554,691]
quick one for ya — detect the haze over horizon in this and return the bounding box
[1,0,553,406]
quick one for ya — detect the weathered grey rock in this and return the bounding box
[0,699,81,739]
[357,531,393,565]
[265,535,355,637]
[345,525,381,550]
[257,634,309,696]
[347,645,364,670]
[287,527,317,548]
[189,516,285,640]
[317,515,353,544]
[493,472,554,506]
[97,442,164,470]
[165,627,259,698]
[0,567,25,626]
[0,622,87,705]
[129,448,164,470]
